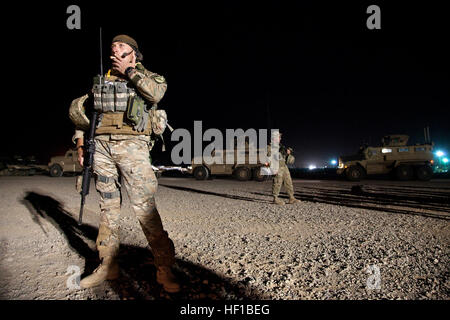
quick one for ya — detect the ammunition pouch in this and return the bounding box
[92,78,152,135]
[150,108,172,135]
[93,80,132,113]
[126,94,149,132]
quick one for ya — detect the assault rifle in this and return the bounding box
[78,28,103,225]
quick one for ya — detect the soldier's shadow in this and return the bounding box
[22,192,266,300]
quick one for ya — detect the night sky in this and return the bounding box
[4,1,449,168]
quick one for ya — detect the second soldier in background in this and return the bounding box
[271,132,300,205]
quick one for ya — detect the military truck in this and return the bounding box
[190,141,270,181]
[48,149,82,177]
[337,135,434,181]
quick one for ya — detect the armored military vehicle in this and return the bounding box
[48,149,83,177]
[190,141,270,181]
[337,134,434,181]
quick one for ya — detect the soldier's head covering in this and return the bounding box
[112,34,143,61]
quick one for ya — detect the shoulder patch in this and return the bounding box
[152,75,166,84]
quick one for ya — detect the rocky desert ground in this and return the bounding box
[0,175,448,300]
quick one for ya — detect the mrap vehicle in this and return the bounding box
[337,134,434,181]
[190,141,269,181]
[48,149,82,177]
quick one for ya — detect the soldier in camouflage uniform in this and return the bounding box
[270,132,300,205]
[69,35,179,292]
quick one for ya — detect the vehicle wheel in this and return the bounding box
[395,165,413,181]
[49,164,63,177]
[415,165,433,181]
[234,167,251,181]
[193,166,209,180]
[252,167,266,182]
[345,165,365,181]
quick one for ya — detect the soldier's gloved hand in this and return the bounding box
[77,147,84,167]
[136,108,150,132]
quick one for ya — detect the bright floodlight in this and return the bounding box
[435,150,445,157]
[308,165,316,170]
[331,160,337,165]
[443,158,449,163]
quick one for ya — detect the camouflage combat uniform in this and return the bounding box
[271,144,299,205]
[70,39,178,291]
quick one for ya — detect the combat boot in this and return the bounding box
[80,256,119,289]
[80,243,120,289]
[288,196,300,204]
[273,196,285,205]
[156,266,180,293]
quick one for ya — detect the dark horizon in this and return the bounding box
[3,1,449,168]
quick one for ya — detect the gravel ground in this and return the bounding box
[0,175,449,300]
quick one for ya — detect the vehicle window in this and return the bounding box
[415,147,425,152]
[382,148,392,153]
[398,148,409,152]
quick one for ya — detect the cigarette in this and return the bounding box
[121,51,132,58]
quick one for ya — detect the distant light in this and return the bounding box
[308,165,316,170]
[435,150,445,157]
[330,160,337,165]
[443,158,449,164]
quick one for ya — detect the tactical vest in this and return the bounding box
[93,77,152,136]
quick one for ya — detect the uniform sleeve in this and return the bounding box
[127,68,167,104]
[72,130,84,144]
